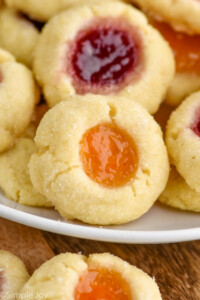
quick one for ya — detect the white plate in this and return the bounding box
[0,191,199,244]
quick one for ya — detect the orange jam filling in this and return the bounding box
[74,268,132,300]
[151,20,200,74]
[79,123,138,187]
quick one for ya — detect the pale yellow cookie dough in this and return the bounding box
[0,48,38,153]
[29,95,169,225]
[165,73,200,107]
[0,250,29,300]
[5,0,120,21]
[159,167,200,212]
[0,125,52,207]
[33,2,175,114]
[166,91,200,193]
[0,6,39,67]
[19,252,162,300]
[129,0,200,34]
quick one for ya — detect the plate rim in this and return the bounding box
[0,203,200,244]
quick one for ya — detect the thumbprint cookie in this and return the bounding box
[19,252,162,300]
[0,250,29,300]
[4,0,120,22]
[151,19,200,106]
[166,91,200,193]
[0,48,38,153]
[129,0,200,34]
[129,0,200,106]
[33,2,175,114]
[29,95,169,225]
[0,6,39,67]
[159,167,200,212]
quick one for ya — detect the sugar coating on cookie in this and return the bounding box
[129,0,200,34]
[0,250,29,300]
[5,0,120,21]
[159,167,200,212]
[166,91,200,193]
[150,19,200,106]
[0,124,52,207]
[19,253,162,300]
[29,95,169,225]
[0,7,39,67]
[0,48,38,152]
[33,2,175,114]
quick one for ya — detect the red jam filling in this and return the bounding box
[0,270,5,298]
[190,108,200,136]
[79,123,138,188]
[74,268,132,300]
[151,19,200,74]
[68,18,143,94]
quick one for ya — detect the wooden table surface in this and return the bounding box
[0,217,199,299]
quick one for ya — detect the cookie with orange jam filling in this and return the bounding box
[0,103,52,207]
[19,253,162,300]
[0,48,38,153]
[0,6,39,67]
[129,0,200,106]
[159,167,200,212]
[129,0,200,34]
[33,2,175,114]
[29,95,169,225]
[0,250,29,300]
[150,19,200,106]
[5,0,120,22]
[166,91,200,193]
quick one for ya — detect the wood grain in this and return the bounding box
[0,216,199,299]
[43,232,200,300]
[0,217,54,274]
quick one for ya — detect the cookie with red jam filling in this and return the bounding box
[33,2,175,114]
[166,91,200,193]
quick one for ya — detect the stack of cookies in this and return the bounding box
[0,0,199,226]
